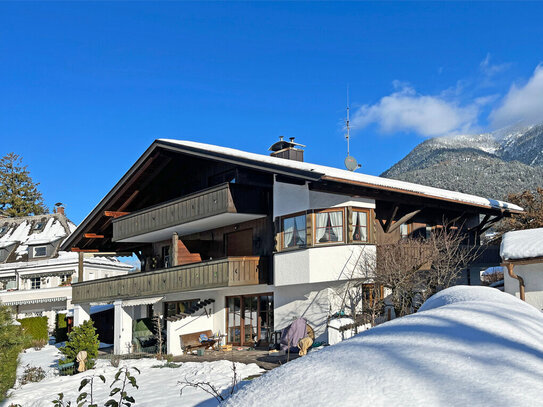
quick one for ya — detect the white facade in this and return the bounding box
[0,255,132,330]
[273,180,375,218]
[504,263,543,311]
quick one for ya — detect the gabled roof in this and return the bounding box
[159,140,523,213]
[62,139,523,251]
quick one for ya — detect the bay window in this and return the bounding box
[351,210,369,242]
[282,214,306,248]
[315,210,344,243]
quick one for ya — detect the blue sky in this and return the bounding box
[1,2,543,224]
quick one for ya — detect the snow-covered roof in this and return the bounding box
[160,140,523,212]
[227,286,543,406]
[0,251,133,272]
[0,214,77,262]
[500,228,543,261]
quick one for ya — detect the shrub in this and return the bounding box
[18,316,48,346]
[60,319,99,370]
[0,304,25,402]
[54,313,69,343]
[19,365,46,385]
[31,338,47,350]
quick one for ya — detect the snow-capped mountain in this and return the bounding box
[381,124,543,199]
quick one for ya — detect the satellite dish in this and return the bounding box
[345,155,358,171]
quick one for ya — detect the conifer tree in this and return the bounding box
[60,319,100,370]
[0,152,47,217]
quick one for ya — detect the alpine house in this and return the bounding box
[61,138,522,355]
[0,208,132,330]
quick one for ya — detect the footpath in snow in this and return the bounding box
[227,286,543,407]
[4,346,263,407]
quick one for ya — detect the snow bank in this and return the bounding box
[227,286,543,407]
[500,227,543,260]
[6,348,263,407]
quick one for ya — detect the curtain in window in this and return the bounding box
[284,215,306,247]
[352,211,367,241]
[315,213,328,242]
[283,218,295,247]
[317,211,343,243]
[329,211,343,241]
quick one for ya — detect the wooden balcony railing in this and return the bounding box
[72,256,268,304]
[112,183,268,242]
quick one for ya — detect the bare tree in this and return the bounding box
[374,225,481,318]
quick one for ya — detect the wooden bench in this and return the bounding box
[180,330,217,352]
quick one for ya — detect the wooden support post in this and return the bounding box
[171,233,179,267]
[384,205,399,233]
[78,252,84,283]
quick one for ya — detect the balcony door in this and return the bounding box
[226,229,253,256]
[227,294,273,346]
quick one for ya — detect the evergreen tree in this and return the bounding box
[0,152,47,217]
[60,319,100,370]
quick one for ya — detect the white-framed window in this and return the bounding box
[315,210,344,244]
[400,223,409,239]
[282,214,307,248]
[33,246,47,257]
[351,210,369,242]
[31,277,41,290]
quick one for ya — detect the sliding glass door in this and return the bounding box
[226,294,273,346]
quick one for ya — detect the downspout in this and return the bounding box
[505,262,525,301]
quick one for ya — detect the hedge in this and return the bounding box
[0,304,25,402]
[54,313,69,343]
[18,316,48,344]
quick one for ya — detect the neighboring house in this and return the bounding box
[501,227,543,310]
[0,209,133,330]
[61,138,521,355]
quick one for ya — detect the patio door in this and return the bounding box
[227,294,273,346]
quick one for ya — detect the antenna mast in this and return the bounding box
[345,86,350,156]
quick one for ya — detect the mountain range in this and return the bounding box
[381,124,543,200]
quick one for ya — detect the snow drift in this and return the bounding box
[227,286,543,407]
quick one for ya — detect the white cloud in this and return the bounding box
[480,53,511,77]
[490,64,543,128]
[351,85,479,137]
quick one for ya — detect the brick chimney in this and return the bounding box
[54,203,65,215]
[268,136,305,162]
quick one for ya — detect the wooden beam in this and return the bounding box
[104,211,130,218]
[468,214,491,233]
[479,215,504,234]
[84,233,105,239]
[118,190,140,212]
[384,205,399,233]
[387,209,423,234]
[71,248,100,253]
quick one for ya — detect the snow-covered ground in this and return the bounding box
[227,286,543,407]
[4,346,263,407]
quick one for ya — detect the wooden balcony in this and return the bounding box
[112,183,268,243]
[72,256,268,304]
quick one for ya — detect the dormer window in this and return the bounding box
[0,227,6,234]
[34,246,47,257]
[34,222,44,230]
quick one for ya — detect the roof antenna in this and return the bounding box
[344,86,361,171]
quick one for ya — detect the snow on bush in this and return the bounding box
[227,286,543,407]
